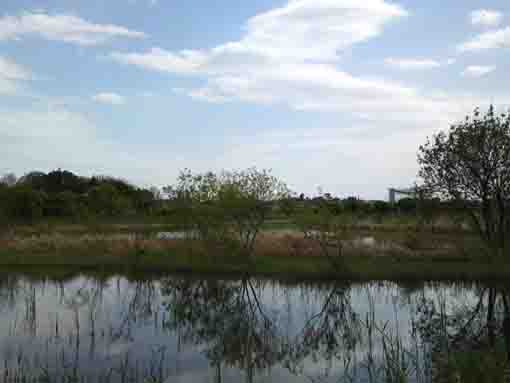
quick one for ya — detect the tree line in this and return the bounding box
[0,169,159,222]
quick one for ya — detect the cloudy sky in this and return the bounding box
[1,0,508,199]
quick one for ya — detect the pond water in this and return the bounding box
[0,273,506,382]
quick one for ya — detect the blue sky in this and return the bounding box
[1,0,509,199]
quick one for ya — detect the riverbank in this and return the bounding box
[1,223,503,281]
[0,245,508,281]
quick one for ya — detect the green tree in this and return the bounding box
[418,106,510,258]
[168,168,290,255]
[218,168,290,254]
[44,169,84,194]
[43,191,79,218]
[88,184,125,216]
[2,186,45,222]
[397,197,417,214]
[17,171,46,190]
[279,197,296,217]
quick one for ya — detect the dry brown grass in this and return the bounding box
[253,230,468,258]
[0,228,474,260]
[0,234,189,257]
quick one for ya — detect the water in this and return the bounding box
[156,231,199,240]
[0,273,506,382]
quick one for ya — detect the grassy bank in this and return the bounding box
[1,246,510,281]
[0,220,501,281]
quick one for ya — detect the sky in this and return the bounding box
[1,0,509,200]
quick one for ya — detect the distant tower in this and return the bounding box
[388,187,418,204]
[388,188,397,204]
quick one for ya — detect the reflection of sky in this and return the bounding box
[0,275,482,382]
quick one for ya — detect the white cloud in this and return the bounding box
[461,65,496,77]
[0,56,33,94]
[108,1,503,136]
[470,9,503,27]
[225,0,408,62]
[109,0,474,133]
[112,0,408,67]
[458,27,510,51]
[0,11,146,45]
[384,57,443,70]
[0,57,32,80]
[0,78,20,94]
[110,0,414,114]
[110,48,207,74]
[92,92,126,105]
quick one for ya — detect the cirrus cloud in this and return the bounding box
[384,57,449,70]
[458,26,510,52]
[0,56,33,80]
[0,56,33,94]
[461,65,496,77]
[0,11,146,46]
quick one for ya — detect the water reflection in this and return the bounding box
[0,273,507,382]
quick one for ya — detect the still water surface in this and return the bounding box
[0,273,503,382]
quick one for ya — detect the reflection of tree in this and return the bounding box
[0,274,22,312]
[414,286,510,381]
[415,286,509,351]
[161,278,371,383]
[282,284,361,378]
[111,278,157,343]
[161,277,281,381]
[8,275,510,383]
[284,284,430,383]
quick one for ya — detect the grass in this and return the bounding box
[440,347,510,383]
[0,216,503,281]
[3,213,475,239]
[1,242,510,281]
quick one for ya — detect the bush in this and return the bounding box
[1,186,45,222]
[397,198,417,214]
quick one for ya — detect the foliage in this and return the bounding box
[88,184,126,216]
[167,168,290,255]
[418,106,510,257]
[0,169,158,221]
[43,191,80,218]
[397,198,418,214]
[0,185,45,222]
[279,197,296,217]
[295,193,353,270]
